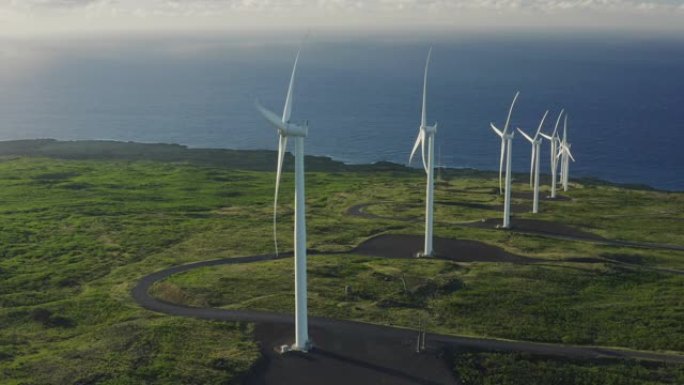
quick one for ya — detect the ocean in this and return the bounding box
[0,32,682,190]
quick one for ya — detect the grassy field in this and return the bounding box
[0,140,683,384]
[153,254,684,352]
[452,352,684,385]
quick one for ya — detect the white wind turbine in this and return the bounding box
[540,109,564,198]
[490,91,519,229]
[409,48,438,257]
[517,110,548,214]
[256,48,310,352]
[557,115,575,191]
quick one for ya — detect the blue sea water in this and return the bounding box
[0,33,682,190]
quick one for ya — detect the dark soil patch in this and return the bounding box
[353,234,540,264]
[348,201,529,221]
[469,218,604,241]
[246,322,457,385]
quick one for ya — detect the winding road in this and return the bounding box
[132,250,684,368]
[131,202,684,384]
[347,202,684,252]
[132,246,684,384]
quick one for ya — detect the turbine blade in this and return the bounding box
[559,142,573,156]
[282,49,301,123]
[256,100,286,131]
[499,138,505,194]
[563,114,568,143]
[409,130,423,165]
[539,133,553,141]
[273,135,288,257]
[421,47,432,128]
[567,146,576,162]
[490,123,504,137]
[503,91,520,134]
[421,131,428,173]
[552,108,564,138]
[534,110,549,140]
[517,128,534,143]
[530,146,535,187]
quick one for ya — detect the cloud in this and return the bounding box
[5,0,683,12]
[1,0,682,34]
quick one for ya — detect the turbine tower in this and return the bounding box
[517,110,548,214]
[540,109,564,198]
[409,48,438,257]
[558,115,576,191]
[490,91,519,229]
[256,48,310,352]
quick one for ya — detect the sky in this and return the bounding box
[1,0,683,36]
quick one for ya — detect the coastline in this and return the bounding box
[0,138,670,192]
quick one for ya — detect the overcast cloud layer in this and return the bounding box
[1,0,683,35]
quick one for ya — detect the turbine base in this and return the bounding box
[280,341,313,354]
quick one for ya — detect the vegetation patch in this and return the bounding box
[0,141,682,384]
[453,352,684,385]
[156,255,684,352]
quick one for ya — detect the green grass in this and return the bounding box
[453,352,684,385]
[0,140,683,384]
[0,158,270,384]
[153,254,684,352]
[2,318,259,385]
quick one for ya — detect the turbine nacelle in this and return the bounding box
[491,124,515,140]
[539,132,560,143]
[421,123,438,134]
[256,101,309,138]
[280,123,309,137]
[557,143,576,162]
[409,125,436,174]
[527,137,543,146]
[517,128,534,144]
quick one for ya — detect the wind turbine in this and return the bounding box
[517,110,548,214]
[540,109,564,198]
[256,48,310,352]
[409,48,438,257]
[558,115,575,191]
[489,91,519,229]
